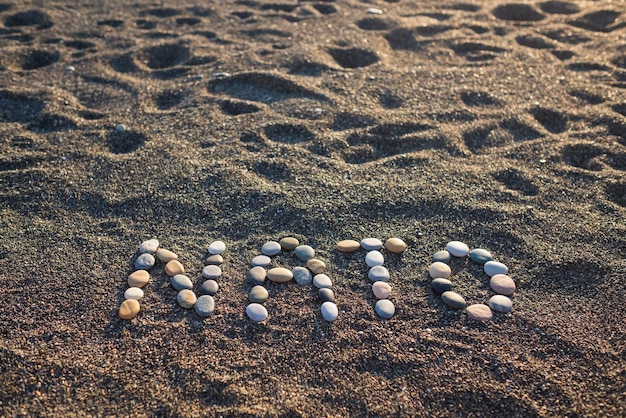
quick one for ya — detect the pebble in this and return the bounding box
[156,248,178,263]
[441,291,466,309]
[279,237,299,251]
[139,239,159,254]
[384,237,407,253]
[318,288,335,302]
[124,287,144,301]
[164,260,184,276]
[201,279,219,295]
[246,303,268,322]
[251,255,271,267]
[119,299,140,319]
[361,238,383,251]
[65,65,75,72]
[336,239,360,253]
[195,295,215,317]
[267,267,293,283]
[204,254,224,265]
[135,253,155,270]
[372,281,392,299]
[368,265,390,282]
[367,7,383,14]
[177,289,196,309]
[115,123,126,132]
[261,241,282,256]
[490,274,516,295]
[365,250,384,267]
[248,266,267,284]
[433,250,451,263]
[321,301,338,321]
[466,304,493,321]
[375,299,395,319]
[171,274,193,291]
[208,241,226,255]
[428,262,452,279]
[313,274,332,289]
[469,248,493,265]
[292,266,312,285]
[431,278,453,294]
[446,241,469,257]
[489,295,513,313]
[484,261,509,277]
[202,265,222,279]
[307,258,326,274]
[249,285,270,303]
[294,245,315,261]
[128,270,150,288]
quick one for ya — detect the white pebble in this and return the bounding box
[124,287,144,300]
[365,250,384,267]
[446,241,469,257]
[484,261,509,277]
[321,301,338,321]
[208,240,226,255]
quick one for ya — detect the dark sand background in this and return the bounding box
[1,0,625,416]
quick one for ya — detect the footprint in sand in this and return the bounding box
[492,169,540,196]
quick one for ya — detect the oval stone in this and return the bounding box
[368,265,390,282]
[484,261,509,277]
[292,266,312,285]
[249,285,269,303]
[307,258,326,274]
[202,265,222,279]
[164,260,184,276]
[248,266,267,284]
[177,289,196,309]
[195,295,215,317]
[171,274,193,291]
[372,281,391,299]
[135,253,155,270]
[313,274,332,289]
[321,301,338,321]
[119,299,140,320]
[279,237,299,251]
[490,274,516,295]
[251,255,271,267]
[261,241,281,256]
[431,278,453,294]
[201,279,219,295]
[433,250,451,263]
[124,287,144,301]
[446,241,469,257]
[428,262,451,279]
[469,248,493,265]
[336,239,360,253]
[385,237,407,253]
[156,248,178,263]
[466,304,493,321]
[139,239,159,254]
[294,245,315,261]
[365,250,384,267]
[208,240,226,255]
[375,299,395,319]
[361,238,383,251]
[128,270,150,288]
[267,267,293,283]
[246,303,268,322]
[318,288,335,302]
[489,295,513,313]
[441,291,466,309]
[204,254,224,265]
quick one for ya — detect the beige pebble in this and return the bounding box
[490,274,516,295]
[156,248,178,263]
[119,299,140,319]
[128,270,150,288]
[466,304,493,321]
[165,260,185,277]
[177,289,197,308]
[279,237,299,251]
[307,258,326,274]
[267,267,293,283]
[336,239,360,253]
[428,262,451,279]
[372,281,392,299]
[385,237,407,253]
[204,254,224,265]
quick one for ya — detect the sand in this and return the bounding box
[0,0,625,416]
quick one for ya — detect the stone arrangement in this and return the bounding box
[337,237,407,319]
[245,237,338,323]
[428,241,516,321]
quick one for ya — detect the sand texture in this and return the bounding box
[0,0,625,416]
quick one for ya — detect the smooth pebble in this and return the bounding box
[201,279,219,295]
[313,274,332,289]
[490,274,516,295]
[321,301,338,321]
[484,261,508,277]
[441,291,466,309]
[249,285,269,303]
[251,255,271,267]
[279,237,299,251]
[375,299,395,319]
[267,267,293,283]
[367,7,383,14]
[469,248,493,265]
[384,237,407,253]
[372,281,392,299]
[202,265,222,279]
[248,266,267,284]
[208,241,226,255]
[365,250,384,267]
[466,304,493,321]
[261,241,282,256]
[431,278,453,294]
[489,295,513,313]
[156,248,178,263]
[428,262,451,279]
[204,254,223,265]
[124,287,144,301]
[135,253,155,270]
[128,270,150,288]
[368,265,390,282]
[446,241,469,257]
[139,239,159,254]
[307,258,326,274]
[164,260,184,276]
[292,266,312,285]
[119,299,140,320]
[246,303,268,322]
[318,288,335,302]
[171,274,193,291]
[195,295,215,317]
[177,289,196,309]
[294,245,315,261]
[361,238,383,251]
[336,239,360,253]
[433,250,451,263]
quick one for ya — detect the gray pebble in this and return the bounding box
[139,239,159,254]
[318,288,335,302]
[293,266,312,285]
[433,250,451,263]
[261,241,282,256]
[246,303,268,322]
[135,253,155,270]
[171,274,193,291]
[469,248,493,265]
[201,279,219,295]
[251,255,271,267]
[368,265,390,282]
[313,274,332,289]
[294,245,315,261]
[204,254,224,265]
[195,295,215,317]
[365,250,384,267]
[202,265,222,279]
[321,301,338,321]
[249,285,269,303]
[488,295,513,313]
[431,278,453,294]
[248,266,267,284]
[375,299,395,319]
[361,238,383,251]
[441,291,466,309]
